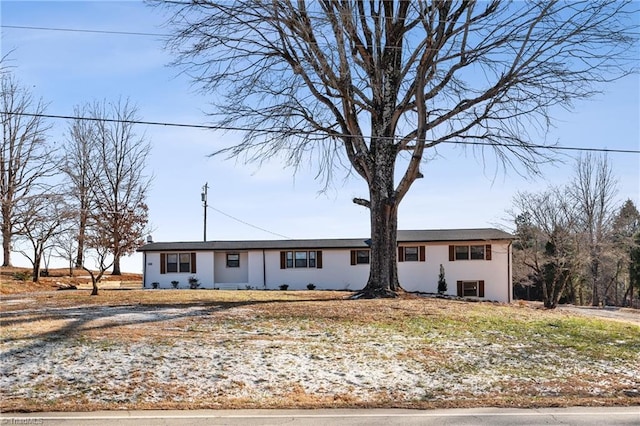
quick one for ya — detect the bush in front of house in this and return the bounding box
[438,264,447,294]
[279,284,289,290]
[306,283,316,290]
[171,280,179,289]
[188,276,200,289]
[151,282,159,289]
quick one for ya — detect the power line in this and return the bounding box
[2,24,167,38]
[207,205,291,239]
[3,110,639,155]
[4,21,640,38]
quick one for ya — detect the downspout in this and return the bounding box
[142,252,147,289]
[508,241,513,303]
[262,249,266,289]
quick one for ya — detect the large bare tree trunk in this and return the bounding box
[112,256,122,276]
[32,250,41,283]
[1,217,11,267]
[75,210,86,268]
[360,152,401,297]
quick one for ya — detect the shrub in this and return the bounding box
[171,280,179,289]
[151,282,159,289]
[306,283,316,290]
[245,285,254,290]
[279,284,289,290]
[438,264,447,294]
[13,271,31,282]
[188,276,200,289]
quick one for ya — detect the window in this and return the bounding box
[455,246,469,260]
[167,254,178,273]
[226,253,240,268]
[463,281,478,296]
[356,250,369,264]
[470,245,485,260]
[295,251,308,268]
[179,253,191,272]
[161,252,196,274]
[404,246,419,262]
[350,249,370,265]
[457,280,485,298]
[281,251,323,269]
[450,244,491,261]
[398,246,425,262]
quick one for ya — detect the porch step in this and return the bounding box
[214,283,241,290]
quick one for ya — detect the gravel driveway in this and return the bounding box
[557,305,640,325]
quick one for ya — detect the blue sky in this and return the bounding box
[2,1,639,273]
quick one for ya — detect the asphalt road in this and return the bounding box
[2,407,639,425]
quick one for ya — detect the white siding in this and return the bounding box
[214,252,249,284]
[142,251,215,289]
[248,251,266,289]
[141,240,512,302]
[398,241,511,301]
[264,249,368,290]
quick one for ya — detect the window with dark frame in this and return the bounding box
[456,280,485,298]
[283,251,321,268]
[454,245,486,260]
[356,250,370,264]
[295,251,308,268]
[179,253,191,272]
[226,253,240,268]
[404,246,419,261]
[470,245,485,260]
[463,281,478,297]
[166,253,178,273]
[455,245,469,260]
[164,253,192,273]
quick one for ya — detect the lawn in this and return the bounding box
[1,288,638,412]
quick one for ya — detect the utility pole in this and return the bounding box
[201,182,208,241]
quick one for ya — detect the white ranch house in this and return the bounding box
[138,228,514,302]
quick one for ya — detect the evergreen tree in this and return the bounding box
[438,264,447,295]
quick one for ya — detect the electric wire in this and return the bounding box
[3,23,639,38]
[207,205,291,239]
[3,111,638,155]
[2,24,167,37]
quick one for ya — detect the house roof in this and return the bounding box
[137,228,513,252]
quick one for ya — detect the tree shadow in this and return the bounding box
[0,294,346,360]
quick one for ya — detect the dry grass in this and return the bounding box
[0,267,142,295]
[1,287,639,412]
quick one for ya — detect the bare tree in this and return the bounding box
[83,99,151,275]
[16,192,74,282]
[156,0,638,297]
[82,213,115,296]
[511,187,581,308]
[570,154,618,306]
[52,228,79,277]
[0,73,54,266]
[62,104,97,269]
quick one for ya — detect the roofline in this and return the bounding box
[137,228,514,252]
